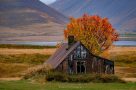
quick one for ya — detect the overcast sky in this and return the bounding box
[40,0,56,4]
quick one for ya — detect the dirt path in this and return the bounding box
[122,78,136,82]
[0,77,21,81]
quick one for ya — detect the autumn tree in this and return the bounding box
[64,14,119,55]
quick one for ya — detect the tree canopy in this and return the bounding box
[64,14,119,55]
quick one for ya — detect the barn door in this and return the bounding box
[76,61,86,74]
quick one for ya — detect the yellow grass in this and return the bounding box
[108,46,136,67]
[0,48,55,78]
[0,48,56,55]
[0,46,135,78]
[109,46,136,52]
[0,63,32,78]
[1,46,135,55]
[115,66,136,78]
[109,46,136,55]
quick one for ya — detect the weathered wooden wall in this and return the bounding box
[55,43,114,74]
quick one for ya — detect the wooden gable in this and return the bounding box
[67,42,90,61]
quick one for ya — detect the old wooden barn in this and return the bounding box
[46,36,114,74]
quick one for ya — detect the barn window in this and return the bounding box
[76,61,86,73]
[105,65,111,74]
[80,45,87,59]
[69,66,73,74]
[77,50,81,58]
[77,46,81,58]
[81,50,87,58]
[110,67,114,74]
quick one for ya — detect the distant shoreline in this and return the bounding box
[0,40,135,47]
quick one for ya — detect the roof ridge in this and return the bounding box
[45,41,80,68]
[53,41,80,68]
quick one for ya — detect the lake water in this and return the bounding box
[114,41,136,46]
[0,41,58,46]
[0,41,136,46]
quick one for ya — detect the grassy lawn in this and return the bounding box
[0,80,135,90]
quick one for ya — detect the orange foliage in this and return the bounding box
[64,14,119,55]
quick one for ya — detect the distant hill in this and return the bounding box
[0,0,68,42]
[0,0,68,27]
[51,0,136,33]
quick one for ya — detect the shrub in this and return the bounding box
[46,72,125,83]
[67,74,93,83]
[23,64,52,79]
[98,74,125,83]
[23,68,125,83]
[46,72,68,82]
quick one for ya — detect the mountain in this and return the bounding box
[51,0,136,33]
[0,0,68,42]
[0,0,68,27]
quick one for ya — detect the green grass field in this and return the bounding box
[0,80,136,90]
